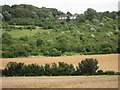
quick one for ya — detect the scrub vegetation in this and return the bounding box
[1,4,119,58]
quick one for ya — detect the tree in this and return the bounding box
[23,63,41,76]
[84,8,97,20]
[76,58,99,75]
[51,62,75,76]
[67,12,72,16]
[99,42,113,54]
[2,11,11,21]
[57,62,75,75]
[3,62,25,76]
[44,64,51,76]
[13,45,29,57]
[76,14,86,22]
[66,15,70,22]
[48,48,62,56]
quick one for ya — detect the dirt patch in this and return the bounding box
[2,54,119,71]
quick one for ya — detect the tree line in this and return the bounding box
[2,58,120,76]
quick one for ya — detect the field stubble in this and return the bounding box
[2,54,119,71]
[2,76,118,88]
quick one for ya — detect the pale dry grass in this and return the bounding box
[2,76,118,88]
[2,54,119,71]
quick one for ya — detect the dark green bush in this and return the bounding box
[46,48,62,56]
[19,36,28,41]
[97,70,104,75]
[36,38,45,46]
[2,33,13,45]
[23,64,41,76]
[76,58,99,75]
[3,62,25,76]
[44,64,51,76]
[51,62,75,76]
[104,70,115,75]
[115,72,120,75]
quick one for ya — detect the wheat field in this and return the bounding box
[2,76,118,88]
[2,54,119,88]
[2,54,119,71]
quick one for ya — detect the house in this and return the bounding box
[70,13,78,19]
[56,14,68,19]
[56,13,78,20]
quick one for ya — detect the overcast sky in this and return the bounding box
[0,0,119,14]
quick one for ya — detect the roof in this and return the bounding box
[56,14,68,18]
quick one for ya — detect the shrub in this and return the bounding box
[48,48,62,56]
[63,52,79,56]
[89,27,96,32]
[51,62,75,76]
[19,36,28,41]
[23,63,41,76]
[58,62,75,75]
[115,72,120,75]
[44,64,51,76]
[98,23,104,26]
[97,70,104,75]
[2,33,13,45]
[36,38,45,46]
[104,71,115,75]
[76,58,99,75]
[3,62,25,76]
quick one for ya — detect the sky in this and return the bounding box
[0,0,119,14]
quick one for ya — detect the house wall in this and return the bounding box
[57,15,78,20]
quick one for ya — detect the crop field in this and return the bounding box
[2,54,119,71]
[2,76,118,88]
[2,54,119,88]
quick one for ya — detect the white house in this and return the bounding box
[56,13,78,20]
[56,14,68,20]
[70,13,78,19]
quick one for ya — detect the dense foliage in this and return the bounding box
[1,4,119,58]
[76,58,99,75]
[2,58,120,76]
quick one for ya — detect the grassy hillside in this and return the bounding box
[1,4,120,58]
